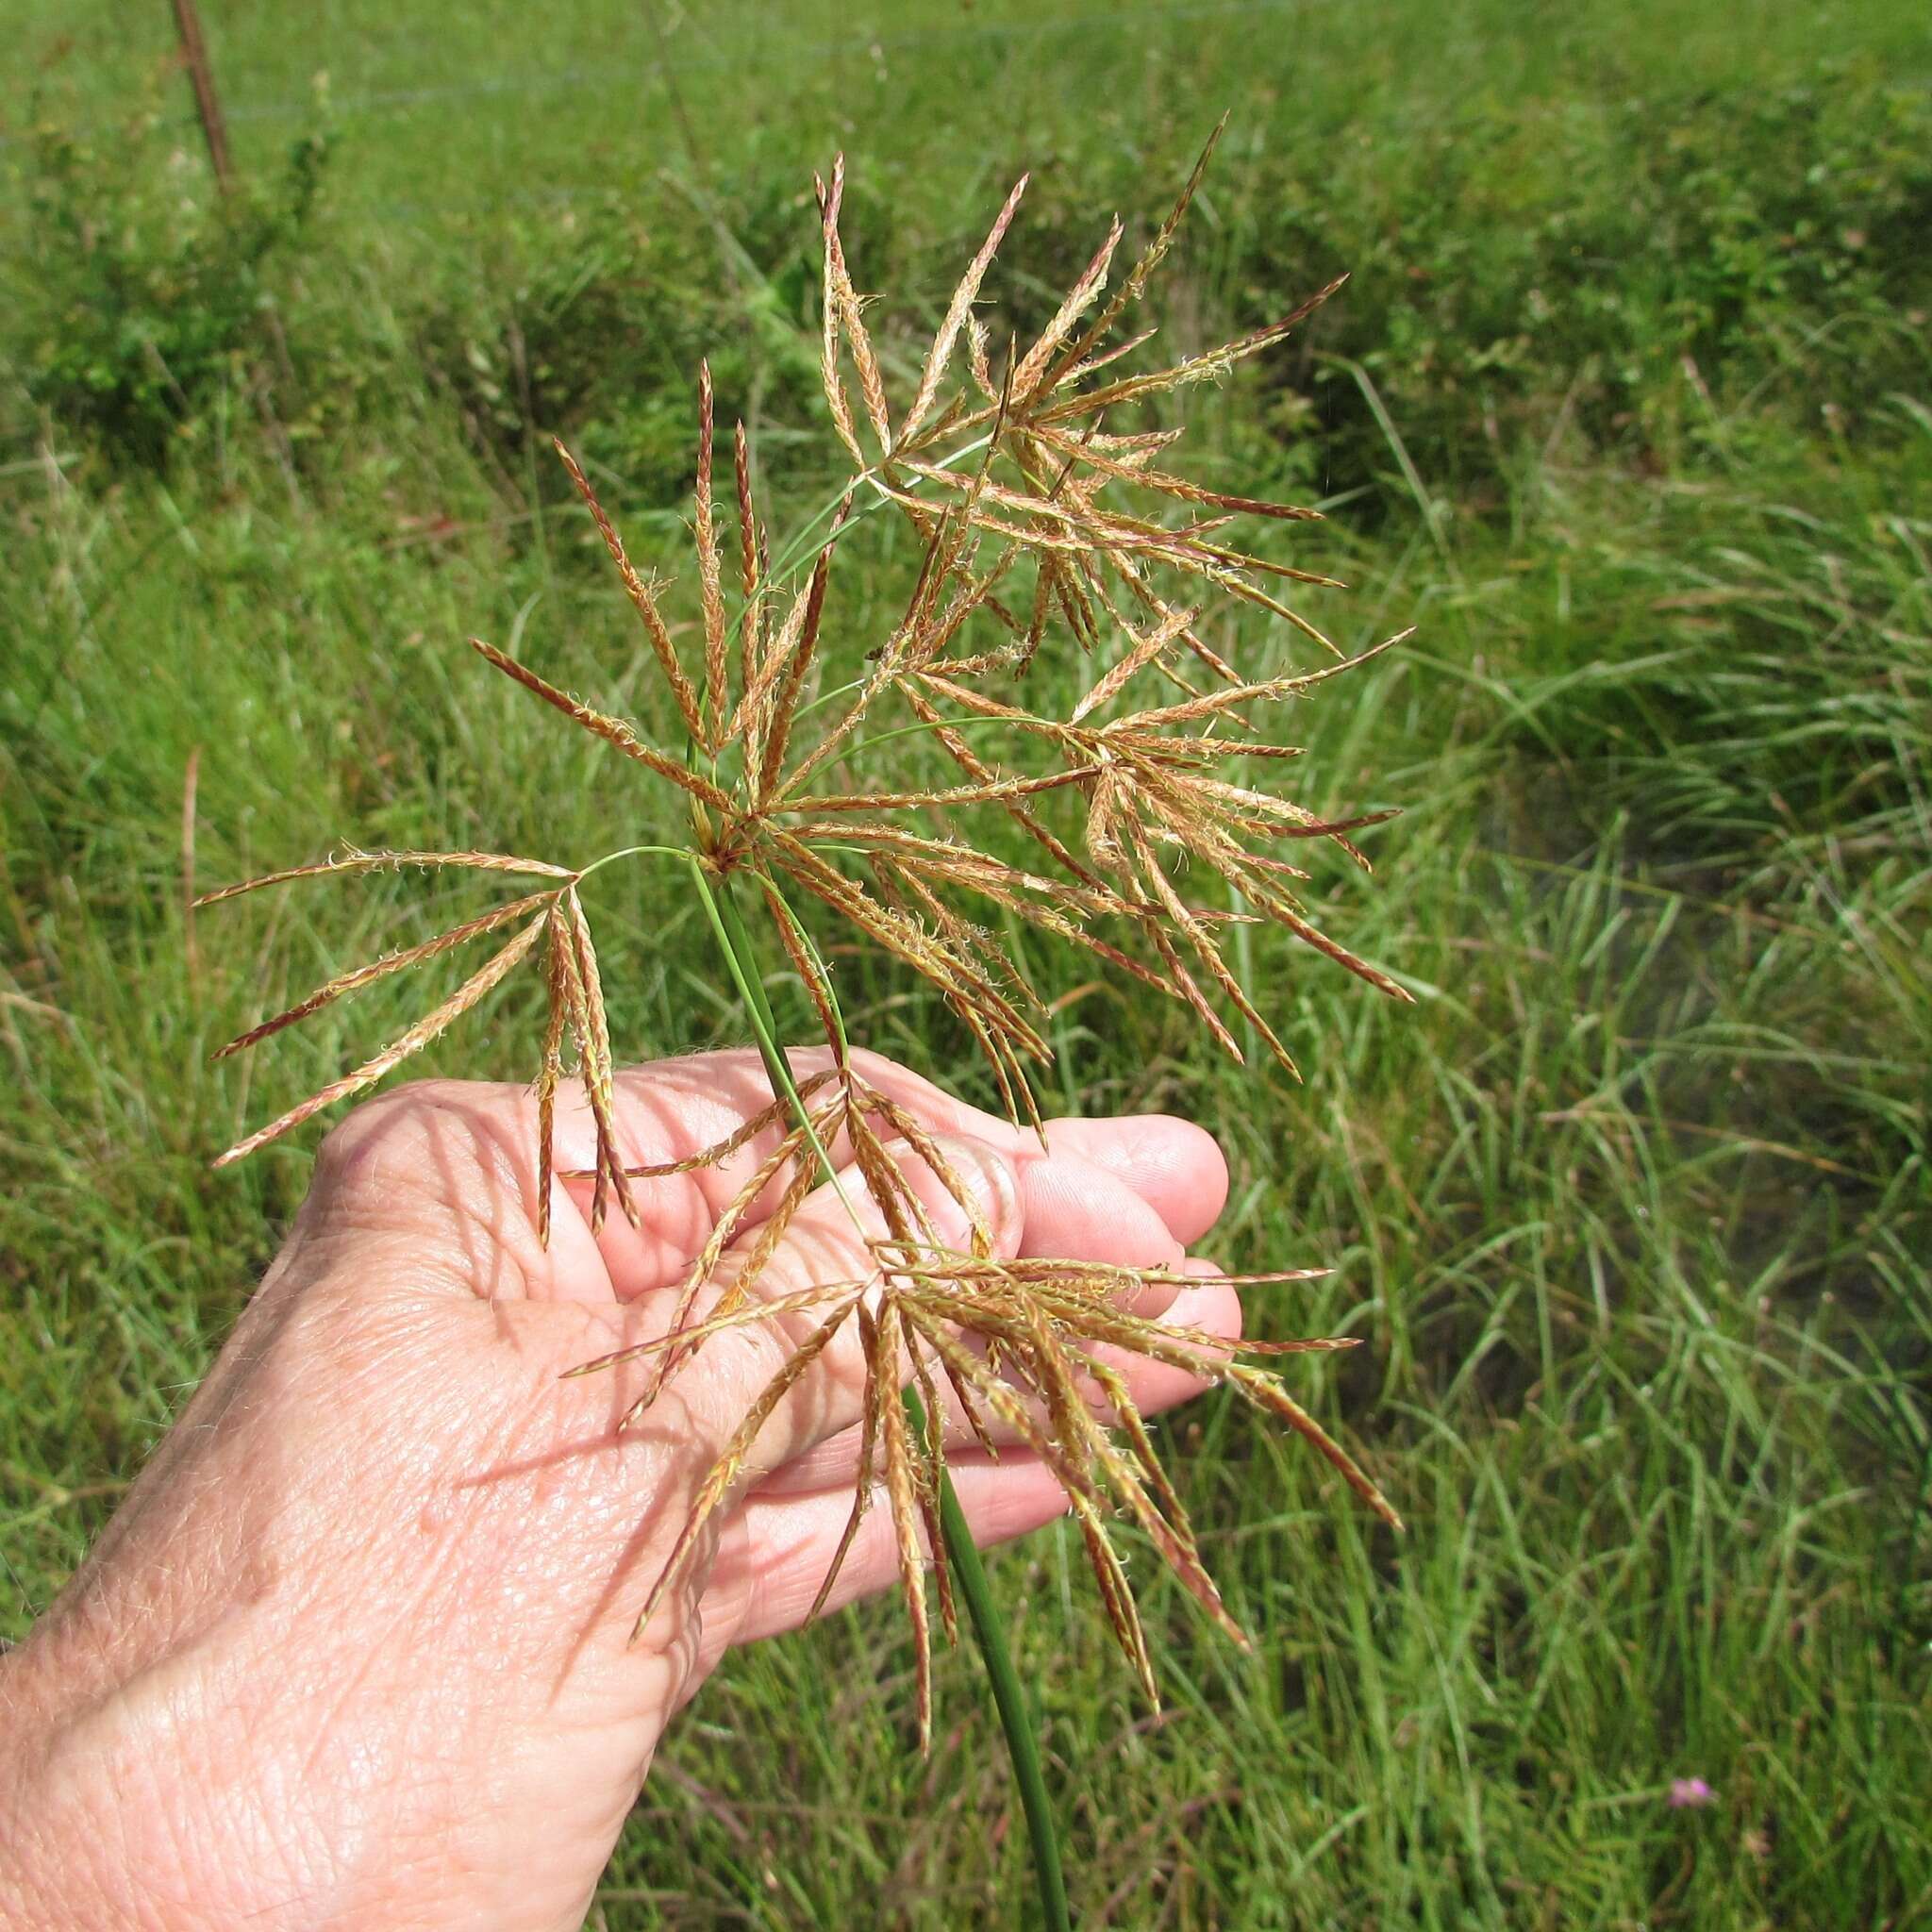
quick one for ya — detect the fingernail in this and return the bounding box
[916,1133,1021,1254]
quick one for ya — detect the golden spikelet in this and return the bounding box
[211,915,546,1168]
[193,847,573,907]
[694,361,729,740]
[535,906,571,1250]
[553,439,708,747]
[560,885,640,1233]
[210,890,558,1063]
[732,418,763,688]
[902,170,1028,444]
[817,156,893,453]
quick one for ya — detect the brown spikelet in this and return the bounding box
[901,172,1028,445]
[682,1151,822,1359]
[469,637,735,814]
[535,905,571,1247]
[815,163,865,467]
[1123,814,1298,1074]
[1044,112,1229,391]
[553,440,708,747]
[1052,1351,1243,1648]
[212,916,545,1167]
[904,1304,1098,1495]
[565,1278,861,1384]
[1073,1490,1158,1705]
[734,419,761,689]
[1085,1356,1194,1549]
[1070,603,1202,724]
[193,848,572,908]
[1037,275,1350,428]
[632,1294,863,1643]
[906,1332,958,1647]
[599,1125,817,1401]
[757,499,849,803]
[873,1300,936,1751]
[966,312,996,403]
[559,1071,841,1182]
[818,156,893,452]
[212,890,559,1062]
[790,765,1096,818]
[726,569,812,764]
[807,1298,887,1623]
[1227,1365,1405,1530]
[1010,215,1124,402]
[758,876,846,1063]
[694,362,728,741]
[1241,876,1415,1004]
[568,888,640,1227]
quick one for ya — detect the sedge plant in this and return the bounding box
[201,124,1411,1927]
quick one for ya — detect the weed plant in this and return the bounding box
[196,145,1417,1913]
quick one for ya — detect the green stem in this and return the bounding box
[934,1463,1071,1932]
[572,841,694,882]
[687,857,1072,1932]
[761,429,996,591]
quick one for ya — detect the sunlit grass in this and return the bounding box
[3,1,1927,1924]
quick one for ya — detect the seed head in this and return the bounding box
[202,128,1410,1734]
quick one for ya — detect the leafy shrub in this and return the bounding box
[1210,66,1932,508]
[12,58,1923,527]
[6,99,330,466]
[417,189,827,505]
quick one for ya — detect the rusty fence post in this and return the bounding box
[169,0,233,192]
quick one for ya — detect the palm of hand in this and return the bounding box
[8,1050,1228,1932]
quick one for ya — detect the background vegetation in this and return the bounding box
[3,1,1926,1924]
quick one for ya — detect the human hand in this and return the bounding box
[0,1048,1232,1931]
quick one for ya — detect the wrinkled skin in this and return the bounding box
[0,1049,1233,1931]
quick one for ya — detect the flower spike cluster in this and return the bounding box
[202,127,1409,1740]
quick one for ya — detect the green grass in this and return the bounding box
[3,2,1928,1925]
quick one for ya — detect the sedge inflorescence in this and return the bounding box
[203,124,1408,1743]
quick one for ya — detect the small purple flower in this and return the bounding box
[1669,1777,1716,1809]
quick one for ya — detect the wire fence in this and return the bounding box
[3,0,1299,147]
[0,0,1309,443]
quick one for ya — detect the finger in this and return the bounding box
[754,1270,1242,1497]
[1013,1147,1187,1293]
[1038,1114,1229,1248]
[564,1049,1227,1293]
[724,1451,1072,1643]
[537,1051,996,1306]
[841,1056,1231,1253]
[553,1048,1036,1299]
[537,1043,1227,1307]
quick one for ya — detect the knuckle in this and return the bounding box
[308,1079,476,1206]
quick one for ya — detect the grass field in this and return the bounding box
[3,2,1929,1924]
